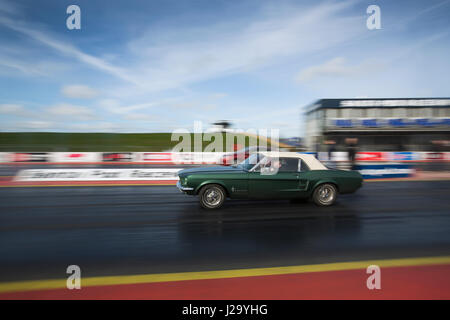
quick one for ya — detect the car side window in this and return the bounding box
[277,158,299,173]
[299,160,310,172]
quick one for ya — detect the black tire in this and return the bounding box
[199,184,226,209]
[312,183,337,206]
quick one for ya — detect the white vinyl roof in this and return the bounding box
[259,152,328,170]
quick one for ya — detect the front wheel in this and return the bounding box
[199,184,226,209]
[312,183,337,206]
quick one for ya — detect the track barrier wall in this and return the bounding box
[1,151,448,181]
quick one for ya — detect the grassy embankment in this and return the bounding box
[0,132,285,152]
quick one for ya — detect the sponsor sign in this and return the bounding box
[50,152,101,163]
[317,152,348,162]
[138,152,173,163]
[172,152,224,164]
[0,152,9,163]
[354,164,415,179]
[9,152,49,162]
[420,152,445,161]
[385,152,419,162]
[102,152,135,162]
[355,152,386,162]
[340,99,450,107]
[331,118,450,128]
[138,152,224,164]
[14,169,182,181]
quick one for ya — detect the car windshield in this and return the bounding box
[237,153,263,170]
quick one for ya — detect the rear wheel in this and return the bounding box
[199,184,226,209]
[312,183,337,206]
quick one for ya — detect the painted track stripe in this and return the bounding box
[4,264,448,299]
[365,177,450,182]
[0,180,178,187]
[0,183,177,187]
[1,256,449,294]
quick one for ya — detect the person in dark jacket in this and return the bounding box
[346,138,358,170]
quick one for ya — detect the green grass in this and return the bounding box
[0,132,270,152]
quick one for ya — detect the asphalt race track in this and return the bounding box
[1,181,450,283]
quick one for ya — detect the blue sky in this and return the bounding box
[0,0,449,137]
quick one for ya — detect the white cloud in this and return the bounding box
[123,113,158,121]
[46,103,97,120]
[169,102,216,111]
[62,85,99,99]
[98,99,157,114]
[0,103,29,116]
[13,120,53,130]
[295,57,384,83]
[0,15,138,85]
[0,53,69,77]
[210,93,228,99]
[67,122,118,132]
[0,56,46,76]
[121,1,364,94]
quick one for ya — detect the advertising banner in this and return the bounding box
[138,152,173,163]
[102,152,136,162]
[171,152,224,164]
[355,152,386,162]
[50,152,101,163]
[14,169,182,181]
[0,152,9,163]
[385,152,420,162]
[354,163,415,179]
[8,152,50,162]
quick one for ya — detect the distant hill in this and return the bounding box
[0,132,281,152]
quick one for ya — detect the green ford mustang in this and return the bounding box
[177,152,363,209]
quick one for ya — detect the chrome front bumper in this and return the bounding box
[176,181,194,192]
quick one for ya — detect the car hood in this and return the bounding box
[178,166,245,177]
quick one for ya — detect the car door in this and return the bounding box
[296,159,311,194]
[248,157,302,199]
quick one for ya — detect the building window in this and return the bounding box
[379,108,392,118]
[341,108,351,118]
[393,108,406,118]
[367,108,377,118]
[326,109,338,118]
[411,108,430,118]
[432,108,439,118]
[317,110,323,120]
[351,108,362,118]
[433,108,448,118]
[422,108,431,118]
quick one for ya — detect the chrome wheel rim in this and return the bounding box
[204,188,222,207]
[318,185,334,204]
